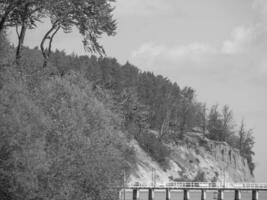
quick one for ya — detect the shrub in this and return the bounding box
[0,68,130,200]
[193,170,207,182]
[0,32,13,65]
[137,131,170,167]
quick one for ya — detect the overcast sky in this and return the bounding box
[8,0,267,182]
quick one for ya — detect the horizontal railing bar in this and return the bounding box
[118,182,267,190]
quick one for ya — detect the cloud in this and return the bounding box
[221,24,267,55]
[128,0,267,86]
[114,0,177,17]
[253,0,267,19]
[221,26,253,54]
[131,42,217,66]
[221,0,267,55]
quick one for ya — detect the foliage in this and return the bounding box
[0,64,134,199]
[30,47,257,174]
[1,0,116,65]
[40,0,116,67]
[0,34,256,200]
[193,170,207,182]
[206,105,255,174]
[207,104,235,143]
[0,31,13,65]
[0,0,21,31]
[238,121,255,175]
[207,104,223,141]
[0,0,45,63]
[137,131,170,167]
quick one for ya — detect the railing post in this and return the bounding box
[119,189,122,200]
[252,190,258,200]
[166,189,171,200]
[148,189,154,200]
[234,190,241,200]
[133,189,139,200]
[201,190,206,200]
[166,189,170,200]
[184,190,190,200]
[218,190,224,200]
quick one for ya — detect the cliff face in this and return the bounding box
[209,140,252,182]
[128,132,254,184]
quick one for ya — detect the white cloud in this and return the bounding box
[221,26,253,54]
[253,0,267,19]
[114,0,177,17]
[221,0,267,55]
[131,42,217,66]
[221,23,267,56]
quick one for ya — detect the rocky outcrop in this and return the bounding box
[128,132,254,184]
[209,140,251,180]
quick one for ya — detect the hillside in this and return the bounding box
[0,34,255,200]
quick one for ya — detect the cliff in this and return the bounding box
[128,132,254,184]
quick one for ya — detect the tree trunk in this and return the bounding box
[15,3,31,65]
[159,110,170,141]
[0,15,8,32]
[41,23,60,68]
[15,23,27,65]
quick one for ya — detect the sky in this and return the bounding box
[8,0,267,182]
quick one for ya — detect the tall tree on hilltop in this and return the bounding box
[41,0,116,67]
[118,88,149,139]
[121,62,139,88]
[238,121,255,157]
[207,104,223,141]
[238,120,245,153]
[158,91,175,142]
[221,105,235,142]
[177,87,195,139]
[238,121,255,174]
[0,0,20,32]
[199,103,207,136]
[12,0,45,64]
[0,0,45,64]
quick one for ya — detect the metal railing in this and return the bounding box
[126,182,267,190]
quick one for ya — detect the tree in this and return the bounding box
[0,0,21,32]
[238,120,246,153]
[177,87,195,139]
[193,170,207,182]
[237,121,255,174]
[221,105,234,142]
[0,0,45,63]
[199,103,207,136]
[41,0,116,67]
[243,129,255,174]
[12,1,45,63]
[192,102,208,136]
[0,31,12,65]
[207,104,223,141]
[0,68,130,200]
[159,108,171,142]
[118,88,149,139]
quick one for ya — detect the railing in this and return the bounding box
[126,182,267,190]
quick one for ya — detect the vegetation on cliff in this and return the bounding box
[0,1,256,199]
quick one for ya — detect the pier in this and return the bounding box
[119,182,267,200]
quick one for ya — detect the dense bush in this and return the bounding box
[0,32,13,65]
[193,171,207,182]
[0,65,134,200]
[137,131,170,167]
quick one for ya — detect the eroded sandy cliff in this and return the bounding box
[128,132,254,184]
